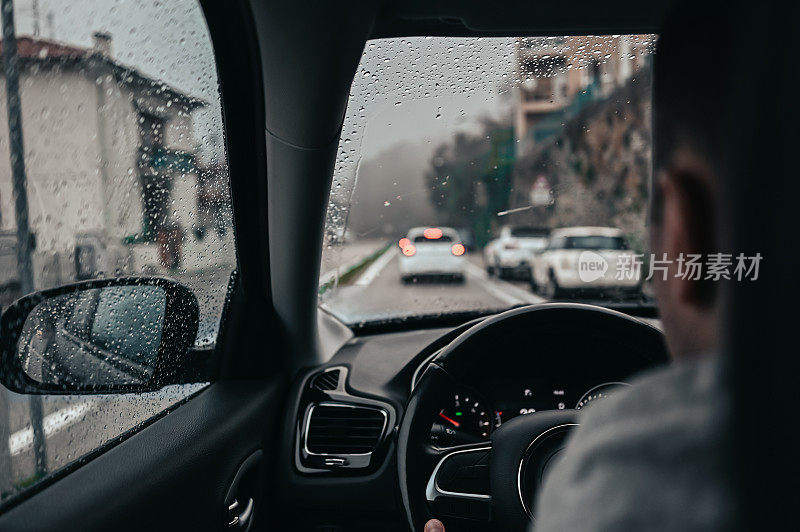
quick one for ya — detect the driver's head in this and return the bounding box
[650,3,730,359]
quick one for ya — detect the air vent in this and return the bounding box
[305,403,386,455]
[311,369,341,392]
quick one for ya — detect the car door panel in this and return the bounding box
[0,379,286,532]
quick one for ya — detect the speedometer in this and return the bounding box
[431,392,492,446]
[575,382,629,410]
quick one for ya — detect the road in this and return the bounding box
[3,384,206,488]
[321,246,546,323]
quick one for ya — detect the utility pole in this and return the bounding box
[45,11,53,40]
[2,0,48,479]
[31,0,38,37]
[0,387,11,496]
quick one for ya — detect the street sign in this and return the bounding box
[529,175,553,206]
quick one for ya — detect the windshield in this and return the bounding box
[321,35,656,325]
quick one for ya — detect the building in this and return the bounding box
[514,35,653,150]
[503,36,654,241]
[0,33,223,294]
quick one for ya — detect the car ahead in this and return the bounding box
[530,227,642,299]
[484,226,550,280]
[398,227,466,283]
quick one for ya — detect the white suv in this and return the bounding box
[530,227,641,298]
[484,226,549,280]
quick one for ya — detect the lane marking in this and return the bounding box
[464,262,523,306]
[355,247,397,286]
[491,274,547,304]
[8,401,93,456]
[464,262,547,305]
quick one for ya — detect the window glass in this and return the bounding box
[0,0,231,505]
[510,227,549,238]
[564,236,628,250]
[321,35,655,325]
[414,235,453,243]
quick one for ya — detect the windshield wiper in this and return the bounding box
[347,307,517,334]
[346,298,659,335]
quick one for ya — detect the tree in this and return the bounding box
[424,118,515,247]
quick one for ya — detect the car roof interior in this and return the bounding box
[0,0,795,529]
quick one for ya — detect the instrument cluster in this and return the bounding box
[430,380,629,446]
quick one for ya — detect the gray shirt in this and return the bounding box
[534,355,734,531]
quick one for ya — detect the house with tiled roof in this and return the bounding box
[0,33,213,291]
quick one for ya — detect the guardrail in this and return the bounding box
[318,242,391,295]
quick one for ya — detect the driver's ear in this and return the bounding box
[658,160,717,308]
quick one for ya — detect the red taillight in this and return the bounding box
[451,243,466,256]
[398,237,410,248]
[423,227,443,240]
[402,245,416,257]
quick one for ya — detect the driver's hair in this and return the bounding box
[650,1,732,307]
[651,1,730,225]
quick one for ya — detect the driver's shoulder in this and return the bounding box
[573,354,730,456]
[584,354,727,428]
[533,355,733,531]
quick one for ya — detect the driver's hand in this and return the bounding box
[424,519,445,532]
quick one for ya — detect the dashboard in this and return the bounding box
[277,305,668,531]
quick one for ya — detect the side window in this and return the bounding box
[0,0,233,505]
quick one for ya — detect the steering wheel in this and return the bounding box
[397,303,666,531]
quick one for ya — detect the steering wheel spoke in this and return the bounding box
[425,442,493,521]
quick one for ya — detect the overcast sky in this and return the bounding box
[351,37,516,157]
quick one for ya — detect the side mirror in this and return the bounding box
[0,277,199,394]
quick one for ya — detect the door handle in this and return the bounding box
[224,450,263,531]
[226,497,254,528]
